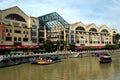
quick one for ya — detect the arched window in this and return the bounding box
[76,26,85,31]
[101,29,109,33]
[5,14,26,22]
[113,31,116,33]
[89,28,97,32]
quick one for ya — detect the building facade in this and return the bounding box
[0,6,117,49]
[69,22,116,48]
[30,16,39,45]
[0,6,39,46]
[38,12,69,43]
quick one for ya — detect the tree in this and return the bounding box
[113,33,120,44]
[43,41,54,52]
[63,41,67,50]
[68,42,76,51]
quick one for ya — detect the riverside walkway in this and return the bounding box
[0,49,120,68]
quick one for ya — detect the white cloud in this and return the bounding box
[0,0,120,32]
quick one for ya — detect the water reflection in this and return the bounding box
[0,53,120,80]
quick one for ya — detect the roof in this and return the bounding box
[2,6,29,17]
[38,12,69,29]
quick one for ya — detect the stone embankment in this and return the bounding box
[0,49,120,68]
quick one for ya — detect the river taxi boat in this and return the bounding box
[29,58,37,64]
[37,56,61,65]
[99,53,112,63]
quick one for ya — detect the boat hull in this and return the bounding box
[30,59,37,64]
[99,59,112,63]
[37,60,61,65]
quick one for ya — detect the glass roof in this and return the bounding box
[38,12,69,30]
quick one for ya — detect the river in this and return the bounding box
[0,52,120,80]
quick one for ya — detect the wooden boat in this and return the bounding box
[37,56,61,65]
[99,53,112,63]
[37,60,61,65]
[29,58,37,64]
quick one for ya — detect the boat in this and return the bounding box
[99,53,112,63]
[29,58,38,64]
[37,56,61,65]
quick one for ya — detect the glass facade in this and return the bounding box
[38,12,69,42]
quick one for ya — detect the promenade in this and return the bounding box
[0,49,120,68]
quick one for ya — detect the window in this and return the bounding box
[32,31,37,36]
[106,38,108,40]
[81,36,84,39]
[6,37,12,41]
[90,41,92,44]
[10,29,12,32]
[71,35,74,38]
[76,41,79,43]
[32,25,37,29]
[13,22,19,27]
[5,14,26,22]
[14,37,17,41]
[26,31,28,34]
[71,31,74,34]
[19,38,21,41]
[6,29,8,32]
[98,41,100,44]
[7,33,10,36]
[23,31,25,34]
[23,38,28,41]
[15,30,21,33]
[22,24,27,28]
[32,38,37,43]
[4,20,11,26]
[33,20,35,23]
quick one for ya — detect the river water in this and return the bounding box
[0,53,120,80]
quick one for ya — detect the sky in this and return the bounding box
[0,0,120,33]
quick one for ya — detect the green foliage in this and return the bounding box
[68,42,76,50]
[113,33,120,44]
[105,44,120,50]
[43,41,54,52]
[84,46,92,51]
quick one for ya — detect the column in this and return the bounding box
[111,35,113,44]
[69,30,71,43]
[44,26,47,41]
[87,32,90,45]
[64,29,66,41]
[74,30,76,43]
[99,33,102,45]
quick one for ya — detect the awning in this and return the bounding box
[75,46,85,49]
[16,45,40,49]
[29,45,40,49]
[97,46,105,49]
[16,46,27,49]
[0,45,14,49]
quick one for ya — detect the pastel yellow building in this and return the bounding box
[0,6,117,49]
[0,6,39,46]
[70,22,116,48]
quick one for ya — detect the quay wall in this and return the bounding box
[0,50,120,68]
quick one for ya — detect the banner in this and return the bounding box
[1,22,5,39]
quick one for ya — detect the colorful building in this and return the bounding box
[69,22,116,49]
[0,6,117,50]
[0,6,39,47]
